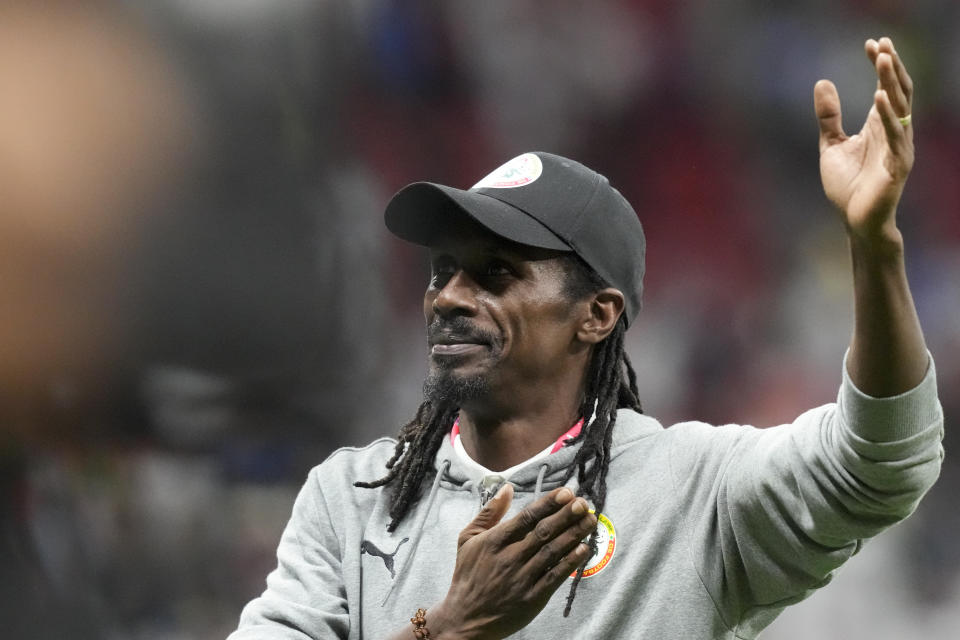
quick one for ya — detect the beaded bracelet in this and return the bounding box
[410,608,430,638]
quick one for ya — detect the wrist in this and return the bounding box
[847,222,905,263]
[420,600,486,640]
[412,602,460,640]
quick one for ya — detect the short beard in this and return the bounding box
[423,316,499,406]
[423,367,489,406]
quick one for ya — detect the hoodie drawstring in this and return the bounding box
[533,463,549,500]
[381,458,451,606]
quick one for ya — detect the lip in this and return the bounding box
[430,342,487,357]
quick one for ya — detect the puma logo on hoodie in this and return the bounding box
[360,537,409,579]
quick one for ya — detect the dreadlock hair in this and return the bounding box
[355,252,642,615]
[554,253,642,615]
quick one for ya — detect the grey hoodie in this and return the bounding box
[229,357,943,639]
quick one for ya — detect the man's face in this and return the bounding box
[423,223,583,406]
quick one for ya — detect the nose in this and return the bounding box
[429,270,479,318]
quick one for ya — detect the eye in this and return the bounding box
[429,260,455,287]
[481,260,513,278]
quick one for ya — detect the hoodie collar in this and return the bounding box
[437,416,587,492]
[435,408,663,493]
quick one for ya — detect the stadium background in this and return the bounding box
[1,0,957,638]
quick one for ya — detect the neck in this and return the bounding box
[456,376,585,472]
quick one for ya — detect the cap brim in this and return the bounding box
[384,182,571,250]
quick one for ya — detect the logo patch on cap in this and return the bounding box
[471,153,542,189]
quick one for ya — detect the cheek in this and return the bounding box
[508,301,578,360]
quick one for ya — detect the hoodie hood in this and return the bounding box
[433,408,665,498]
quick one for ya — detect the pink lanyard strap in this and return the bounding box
[450,417,584,454]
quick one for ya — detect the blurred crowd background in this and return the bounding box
[1,0,957,638]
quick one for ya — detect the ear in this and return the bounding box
[576,288,625,344]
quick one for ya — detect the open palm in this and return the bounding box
[816,38,914,239]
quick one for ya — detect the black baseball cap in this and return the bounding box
[384,151,646,325]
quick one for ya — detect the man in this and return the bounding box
[229,37,943,639]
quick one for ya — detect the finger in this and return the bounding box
[492,487,574,545]
[814,79,845,152]
[877,37,913,108]
[865,38,881,92]
[513,496,593,563]
[534,541,593,594]
[876,52,909,117]
[521,509,597,573]
[457,483,513,548]
[875,89,907,156]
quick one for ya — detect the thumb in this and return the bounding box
[458,483,513,548]
[815,79,845,152]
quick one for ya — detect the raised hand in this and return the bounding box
[815,37,915,244]
[424,485,596,640]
